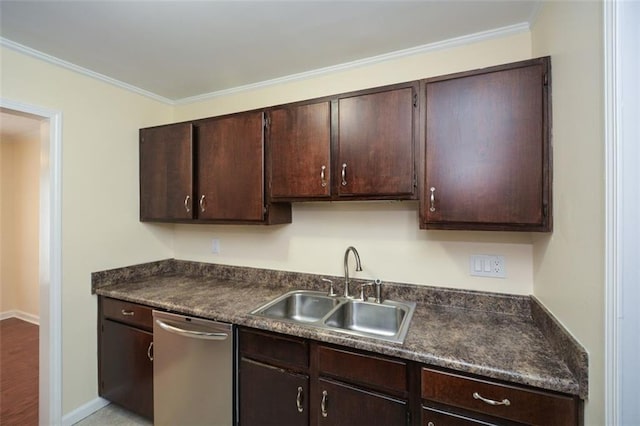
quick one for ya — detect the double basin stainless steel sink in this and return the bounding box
[250,290,416,344]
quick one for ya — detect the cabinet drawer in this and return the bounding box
[421,367,578,425]
[422,404,511,426]
[239,328,309,370]
[101,297,153,331]
[318,345,407,395]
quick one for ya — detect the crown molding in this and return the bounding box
[1,37,175,105]
[2,21,530,107]
[175,22,530,105]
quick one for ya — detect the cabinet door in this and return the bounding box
[269,101,331,199]
[139,123,193,221]
[424,58,551,231]
[337,86,416,198]
[316,378,408,426]
[99,319,153,420]
[239,358,309,426]
[196,112,265,221]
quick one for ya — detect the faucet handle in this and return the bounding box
[322,278,337,297]
[358,282,375,301]
[373,279,382,303]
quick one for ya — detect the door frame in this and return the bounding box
[1,98,63,425]
[604,0,639,424]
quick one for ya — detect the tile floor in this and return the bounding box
[74,404,151,426]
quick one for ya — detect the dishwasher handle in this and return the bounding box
[155,319,229,341]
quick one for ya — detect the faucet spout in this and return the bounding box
[343,246,362,298]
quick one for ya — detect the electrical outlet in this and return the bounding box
[470,255,506,278]
[211,238,220,254]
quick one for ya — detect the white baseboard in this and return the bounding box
[0,310,40,325]
[62,397,110,426]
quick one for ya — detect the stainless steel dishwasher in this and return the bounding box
[153,310,234,426]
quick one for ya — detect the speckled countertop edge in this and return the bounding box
[92,259,588,399]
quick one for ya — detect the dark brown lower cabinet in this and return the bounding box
[316,378,408,426]
[421,367,581,426]
[238,327,412,426]
[239,358,309,426]
[99,319,153,420]
[238,328,310,426]
[238,327,582,426]
[98,297,154,420]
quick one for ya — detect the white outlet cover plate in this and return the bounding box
[469,255,506,278]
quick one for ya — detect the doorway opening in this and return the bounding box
[0,100,62,425]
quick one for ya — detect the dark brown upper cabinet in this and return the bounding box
[196,112,266,221]
[268,100,332,199]
[335,84,417,199]
[140,112,291,224]
[140,122,193,221]
[267,82,418,201]
[421,57,552,232]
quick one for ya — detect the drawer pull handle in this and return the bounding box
[321,390,328,417]
[320,165,327,187]
[121,309,135,316]
[199,195,206,212]
[473,392,511,406]
[296,386,304,413]
[184,195,191,213]
[147,341,153,361]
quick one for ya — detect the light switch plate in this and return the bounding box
[470,255,506,278]
[211,238,220,254]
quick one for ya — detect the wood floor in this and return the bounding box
[0,318,39,426]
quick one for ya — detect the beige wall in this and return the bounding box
[0,46,175,413]
[0,123,41,318]
[531,2,604,425]
[172,32,537,295]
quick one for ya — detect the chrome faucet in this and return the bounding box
[343,246,362,298]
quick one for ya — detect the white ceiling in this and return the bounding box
[0,1,540,103]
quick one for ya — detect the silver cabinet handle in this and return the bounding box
[321,390,328,417]
[473,392,511,406]
[184,195,191,213]
[429,187,436,212]
[121,309,134,316]
[427,423,435,426]
[320,165,327,187]
[341,163,347,186]
[199,195,206,212]
[296,386,304,413]
[155,319,229,341]
[147,341,153,361]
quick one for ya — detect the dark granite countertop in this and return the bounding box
[92,259,588,399]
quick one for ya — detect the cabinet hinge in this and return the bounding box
[413,93,418,108]
[264,116,271,129]
[406,410,411,426]
[263,204,269,216]
[543,72,549,87]
[543,203,549,218]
